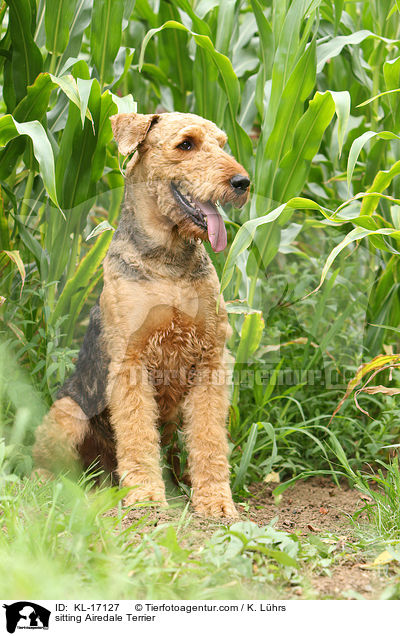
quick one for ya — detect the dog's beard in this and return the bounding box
[150,179,247,253]
[170,182,228,252]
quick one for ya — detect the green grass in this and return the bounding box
[2,455,400,600]
[0,467,323,599]
[0,464,385,600]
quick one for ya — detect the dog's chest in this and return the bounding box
[144,312,209,417]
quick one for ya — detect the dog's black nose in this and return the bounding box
[230,174,250,191]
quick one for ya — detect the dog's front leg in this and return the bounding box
[181,364,238,519]
[107,361,167,507]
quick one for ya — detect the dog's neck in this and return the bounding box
[114,195,210,280]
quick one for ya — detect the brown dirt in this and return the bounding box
[115,477,388,599]
[246,477,386,598]
[246,476,365,531]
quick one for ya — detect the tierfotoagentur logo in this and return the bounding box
[2,603,50,633]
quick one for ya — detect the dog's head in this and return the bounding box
[110,112,250,252]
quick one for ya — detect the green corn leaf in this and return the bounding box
[5,0,43,105]
[225,301,261,315]
[262,0,318,141]
[0,189,9,251]
[383,57,400,121]
[250,221,281,278]
[45,0,77,55]
[139,63,171,87]
[347,131,400,190]
[220,206,286,294]
[334,0,344,33]
[12,215,45,269]
[49,84,120,283]
[317,30,395,72]
[158,2,192,110]
[193,46,219,122]
[49,72,93,124]
[215,0,236,55]
[58,57,82,76]
[0,73,54,180]
[77,78,94,128]
[274,91,336,204]
[260,40,317,193]
[330,90,351,157]
[384,56,400,92]
[86,220,114,241]
[308,226,400,299]
[332,191,400,220]
[251,0,273,116]
[111,46,135,91]
[361,161,400,215]
[172,0,211,35]
[65,269,103,344]
[2,249,25,291]
[139,20,252,169]
[13,70,94,128]
[48,80,119,280]
[358,88,400,108]
[110,92,136,113]
[90,0,124,86]
[220,195,342,297]
[56,80,102,211]
[91,88,120,182]
[235,312,265,366]
[13,73,54,122]
[0,115,59,208]
[57,0,93,70]
[50,231,113,328]
[122,0,135,26]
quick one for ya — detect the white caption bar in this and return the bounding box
[0,599,394,635]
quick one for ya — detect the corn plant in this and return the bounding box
[0,0,138,392]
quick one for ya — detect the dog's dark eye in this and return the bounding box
[177,140,193,151]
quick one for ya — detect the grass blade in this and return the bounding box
[233,422,258,490]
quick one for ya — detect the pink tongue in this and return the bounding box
[195,201,227,252]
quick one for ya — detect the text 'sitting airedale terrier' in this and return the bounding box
[33,111,250,518]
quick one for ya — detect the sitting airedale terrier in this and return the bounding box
[33,112,250,518]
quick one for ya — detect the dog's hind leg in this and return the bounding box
[33,397,89,476]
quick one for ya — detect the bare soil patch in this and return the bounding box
[246,476,364,531]
[246,477,385,598]
[117,477,387,599]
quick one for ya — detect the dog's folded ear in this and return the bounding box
[110,113,159,155]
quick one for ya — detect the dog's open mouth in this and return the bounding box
[171,182,227,252]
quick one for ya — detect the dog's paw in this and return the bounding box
[32,468,53,482]
[194,496,239,520]
[123,487,168,508]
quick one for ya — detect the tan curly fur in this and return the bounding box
[33,111,250,518]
